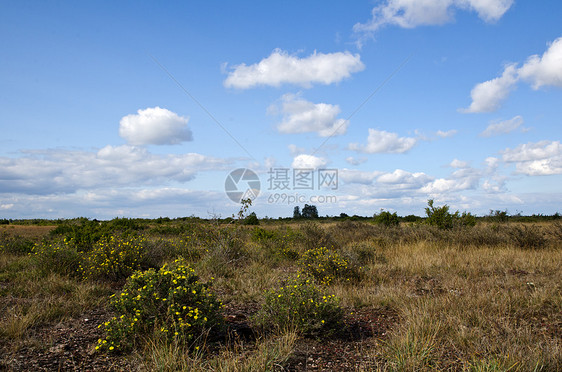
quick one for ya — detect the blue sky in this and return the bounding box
[1,0,561,219]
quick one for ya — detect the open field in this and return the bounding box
[1,219,561,371]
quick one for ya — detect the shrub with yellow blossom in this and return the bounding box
[30,238,81,276]
[252,278,343,336]
[299,247,361,285]
[78,235,147,281]
[96,259,223,352]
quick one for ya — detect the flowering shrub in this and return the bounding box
[78,235,146,281]
[299,247,360,285]
[96,259,223,352]
[252,278,343,336]
[30,238,81,276]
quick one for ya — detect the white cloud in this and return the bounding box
[460,0,514,22]
[340,169,382,185]
[291,154,327,169]
[450,159,469,168]
[436,129,458,138]
[518,37,562,89]
[354,0,512,33]
[272,94,349,137]
[462,37,562,112]
[482,179,505,193]
[0,203,14,210]
[345,156,368,166]
[119,107,192,145]
[502,140,562,175]
[420,176,478,194]
[461,64,518,113]
[0,146,228,195]
[339,169,432,194]
[288,144,306,156]
[223,49,365,89]
[484,156,500,170]
[421,163,481,194]
[480,115,524,137]
[377,169,432,188]
[348,129,417,154]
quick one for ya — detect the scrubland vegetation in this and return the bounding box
[0,208,561,371]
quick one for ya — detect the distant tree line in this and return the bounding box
[2,203,561,226]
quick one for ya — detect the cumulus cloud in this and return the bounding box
[421,163,481,194]
[291,154,327,169]
[450,159,469,168]
[485,156,500,170]
[348,129,417,154]
[421,176,479,194]
[339,169,432,193]
[271,94,349,137]
[462,37,562,112]
[518,37,562,89]
[502,140,562,175]
[377,169,432,188]
[480,115,525,137]
[461,64,518,113]
[436,129,458,138]
[345,156,368,166]
[223,49,365,89]
[354,0,513,33]
[119,107,192,146]
[0,146,228,195]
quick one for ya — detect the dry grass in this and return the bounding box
[0,220,560,370]
[0,225,56,239]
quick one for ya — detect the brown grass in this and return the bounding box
[0,220,560,370]
[0,225,56,239]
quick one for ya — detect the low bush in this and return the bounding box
[78,235,147,281]
[96,259,223,352]
[374,211,400,226]
[299,247,361,285]
[0,232,35,255]
[252,278,343,336]
[30,238,81,277]
[251,227,278,242]
[244,212,260,225]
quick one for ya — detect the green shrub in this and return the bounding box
[244,212,259,225]
[251,227,278,242]
[96,259,223,352]
[403,214,422,223]
[252,278,343,336]
[0,232,35,255]
[299,247,360,285]
[50,217,146,251]
[30,238,81,276]
[78,235,147,281]
[425,199,456,229]
[374,211,400,226]
[458,211,477,227]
